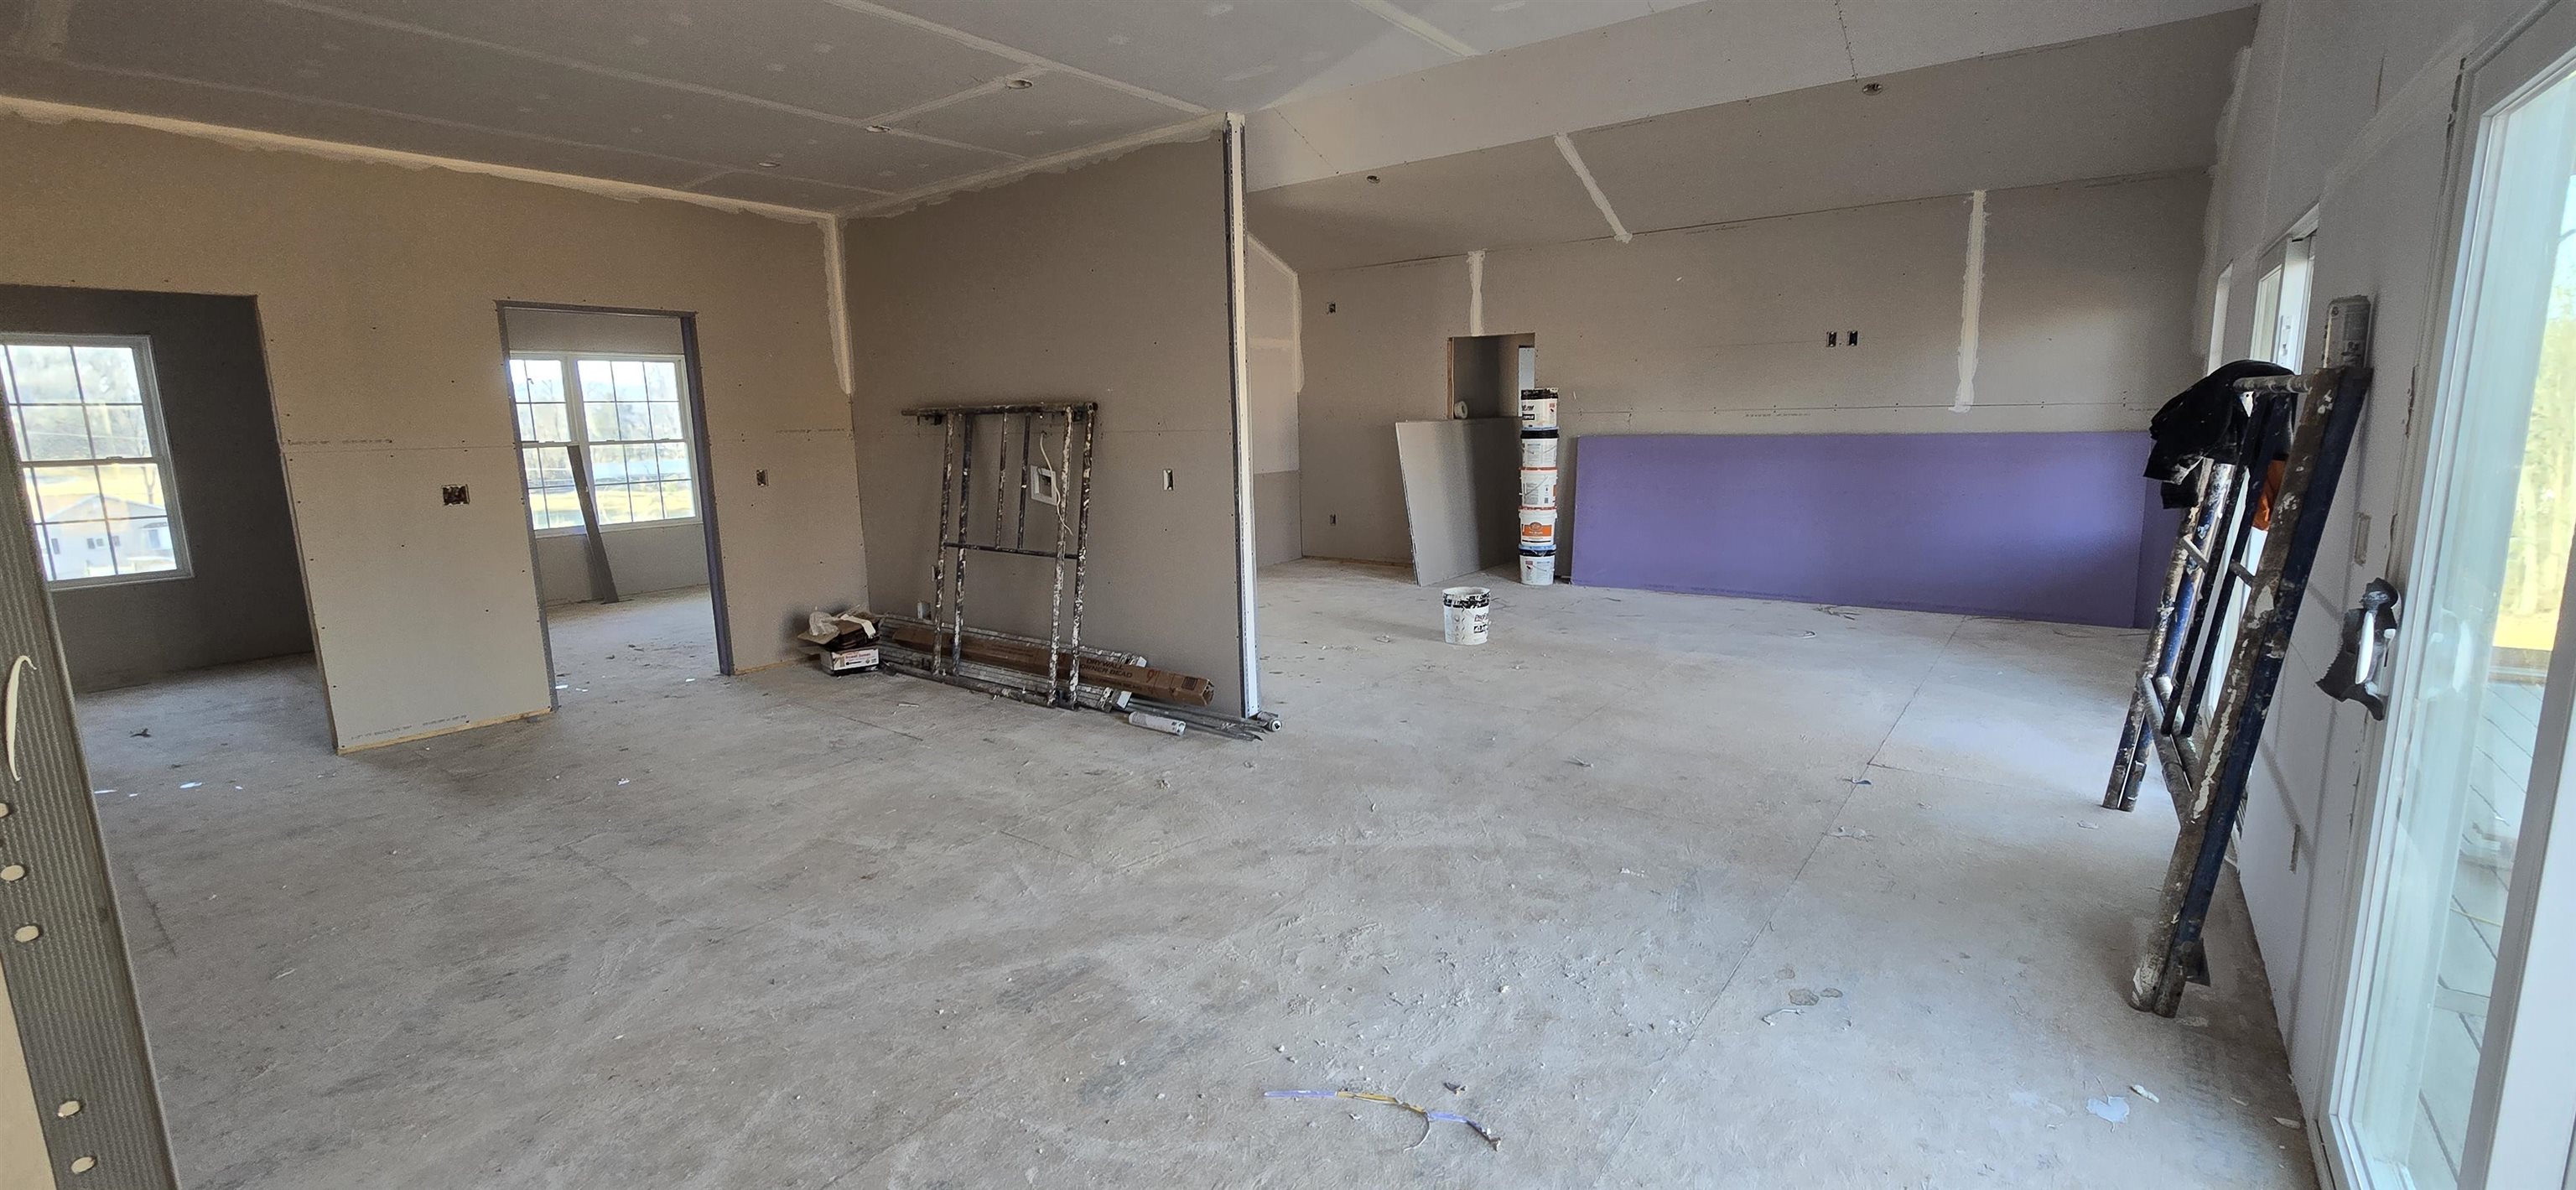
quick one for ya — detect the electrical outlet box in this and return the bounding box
[1029,465,1059,506]
[441,484,470,506]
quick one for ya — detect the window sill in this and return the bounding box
[532,517,703,539]
[48,567,195,592]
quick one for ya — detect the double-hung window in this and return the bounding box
[506,353,699,533]
[0,335,189,586]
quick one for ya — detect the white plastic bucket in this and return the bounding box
[1519,388,1559,429]
[1519,467,1558,508]
[1520,430,1559,468]
[1519,552,1555,586]
[1441,586,1492,646]
[1519,507,1557,549]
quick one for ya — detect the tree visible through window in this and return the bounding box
[0,335,188,585]
[507,354,698,533]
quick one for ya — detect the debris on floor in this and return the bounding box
[1826,826,1872,839]
[1265,1089,1501,1149]
[2130,1084,2159,1103]
[2087,1096,2130,1124]
[1760,1006,1805,1025]
[797,610,881,676]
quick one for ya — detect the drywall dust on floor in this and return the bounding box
[75,569,2310,1188]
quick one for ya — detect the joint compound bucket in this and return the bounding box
[1519,549,1556,586]
[1519,387,1559,429]
[1519,467,1558,508]
[1519,507,1557,549]
[1441,586,1492,646]
[1520,427,1560,468]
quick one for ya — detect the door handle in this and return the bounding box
[2318,578,2399,719]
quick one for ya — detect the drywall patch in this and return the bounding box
[1467,248,1487,336]
[823,217,854,394]
[1954,188,1988,412]
[1554,134,1632,244]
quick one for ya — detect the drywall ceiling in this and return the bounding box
[0,0,2257,216]
[1245,0,2257,190]
[1248,10,2255,273]
[0,0,1685,215]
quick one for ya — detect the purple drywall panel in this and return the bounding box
[1571,432,2158,628]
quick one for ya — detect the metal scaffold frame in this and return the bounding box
[902,401,1098,710]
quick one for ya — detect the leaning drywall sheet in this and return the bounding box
[843,135,1251,713]
[1394,418,1517,586]
[0,114,860,748]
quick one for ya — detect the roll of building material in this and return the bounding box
[1519,467,1557,509]
[1519,506,1556,550]
[1519,387,1559,429]
[1520,427,1559,469]
[1519,548,1555,586]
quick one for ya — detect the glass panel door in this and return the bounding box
[2338,57,2576,1190]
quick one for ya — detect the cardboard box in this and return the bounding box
[797,610,880,675]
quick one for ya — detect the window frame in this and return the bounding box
[505,350,703,538]
[0,332,194,590]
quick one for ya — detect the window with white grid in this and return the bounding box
[0,335,190,586]
[506,354,699,533]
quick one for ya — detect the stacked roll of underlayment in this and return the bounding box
[1519,387,1559,585]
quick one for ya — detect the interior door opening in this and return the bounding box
[496,304,730,704]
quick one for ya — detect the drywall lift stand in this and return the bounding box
[2101,296,2372,1017]
[903,401,1098,709]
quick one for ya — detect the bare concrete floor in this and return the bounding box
[79,563,2314,1188]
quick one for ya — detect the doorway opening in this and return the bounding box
[496,304,729,704]
[1446,332,1535,419]
[0,285,326,749]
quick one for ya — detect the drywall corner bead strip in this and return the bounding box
[1467,249,1487,337]
[1953,189,1988,413]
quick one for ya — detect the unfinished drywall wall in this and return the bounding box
[0,113,860,749]
[498,307,713,605]
[0,286,312,692]
[844,136,1252,713]
[1247,237,1302,566]
[1301,256,1472,563]
[2195,0,2536,1126]
[1295,173,2207,568]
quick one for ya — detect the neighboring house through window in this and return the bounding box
[506,353,699,533]
[0,335,189,585]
